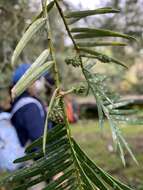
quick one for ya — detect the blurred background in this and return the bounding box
[0,0,143,189]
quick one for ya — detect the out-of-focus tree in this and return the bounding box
[0,0,143,94]
[0,0,30,86]
[86,0,143,94]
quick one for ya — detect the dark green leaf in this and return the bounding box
[80,48,128,68]
[72,27,136,41]
[65,7,120,18]
[14,138,69,163]
[73,139,133,190]
[82,162,108,190]
[25,124,64,153]
[43,169,75,190]
[77,41,127,47]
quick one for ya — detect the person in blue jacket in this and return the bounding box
[11,63,53,147]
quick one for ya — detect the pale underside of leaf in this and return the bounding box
[13,49,50,89]
[12,61,53,99]
[43,88,60,155]
[82,68,138,166]
[108,117,138,165]
[11,18,46,66]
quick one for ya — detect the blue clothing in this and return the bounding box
[11,92,49,147]
[12,63,31,85]
[11,63,55,147]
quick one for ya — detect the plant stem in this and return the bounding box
[60,99,84,190]
[57,87,75,98]
[41,2,85,188]
[42,0,60,88]
[41,0,61,155]
[54,0,79,52]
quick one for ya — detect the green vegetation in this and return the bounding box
[72,120,143,189]
[0,0,142,189]
[1,121,143,189]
